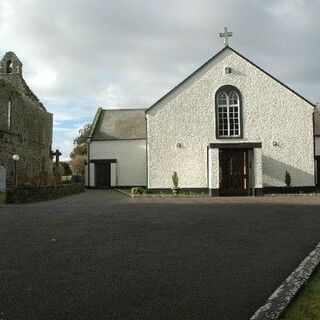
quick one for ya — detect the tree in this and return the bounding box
[60,161,72,176]
[70,154,87,175]
[70,123,92,159]
[70,123,92,175]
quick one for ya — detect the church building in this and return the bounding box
[86,36,319,196]
[0,52,53,188]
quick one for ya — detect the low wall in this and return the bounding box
[6,183,85,204]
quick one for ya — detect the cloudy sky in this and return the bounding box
[0,0,319,160]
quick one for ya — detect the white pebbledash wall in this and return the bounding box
[88,140,146,187]
[315,137,320,156]
[146,48,315,189]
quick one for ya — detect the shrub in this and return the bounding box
[71,175,85,183]
[285,171,291,187]
[172,171,179,189]
[131,187,144,196]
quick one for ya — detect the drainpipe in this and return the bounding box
[87,139,90,188]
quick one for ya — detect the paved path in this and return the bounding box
[1,190,320,320]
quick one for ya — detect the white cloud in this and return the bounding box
[28,65,58,88]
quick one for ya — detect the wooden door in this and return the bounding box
[95,163,111,188]
[219,149,249,195]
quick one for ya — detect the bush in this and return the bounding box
[285,171,291,187]
[172,171,179,189]
[131,187,144,196]
[71,175,85,183]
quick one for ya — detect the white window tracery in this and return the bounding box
[217,90,241,137]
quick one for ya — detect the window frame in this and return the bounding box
[215,85,243,139]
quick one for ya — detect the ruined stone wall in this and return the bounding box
[0,52,53,187]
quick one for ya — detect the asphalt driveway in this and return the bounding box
[1,190,320,320]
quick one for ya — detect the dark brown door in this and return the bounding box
[219,149,249,196]
[95,163,111,188]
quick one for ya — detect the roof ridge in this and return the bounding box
[101,108,147,111]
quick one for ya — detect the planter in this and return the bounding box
[172,188,180,195]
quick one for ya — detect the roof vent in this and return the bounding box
[225,67,232,74]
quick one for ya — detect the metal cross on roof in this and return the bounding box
[219,27,233,47]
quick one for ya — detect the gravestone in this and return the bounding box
[0,166,6,192]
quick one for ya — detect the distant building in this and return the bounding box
[86,109,146,188]
[0,52,53,187]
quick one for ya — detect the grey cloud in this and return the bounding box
[0,0,319,158]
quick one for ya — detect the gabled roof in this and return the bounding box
[90,108,146,141]
[146,46,315,113]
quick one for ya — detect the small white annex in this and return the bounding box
[87,46,320,196]
[86,109,146,188]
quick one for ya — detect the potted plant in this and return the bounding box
[172,171,180,195]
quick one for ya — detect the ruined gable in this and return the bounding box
[0,52,53,186]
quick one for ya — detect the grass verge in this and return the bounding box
[281,267,320,319]
[115,187,209,198]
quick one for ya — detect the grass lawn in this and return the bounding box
[281,267,320,319]
[0,192,6,204]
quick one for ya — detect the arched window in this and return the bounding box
[6,60,13,74]
[8,97,12,130]
[215,85,242,138]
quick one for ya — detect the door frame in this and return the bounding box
[90,159,117,189]
[209,142,262,196]
[219,148,251,196]
[95,162,111,188]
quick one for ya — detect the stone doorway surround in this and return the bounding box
[208,142,263,196]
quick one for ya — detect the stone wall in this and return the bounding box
[6,183,85,204]
[0,52,53,187]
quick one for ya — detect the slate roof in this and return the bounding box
[90,108,146,141]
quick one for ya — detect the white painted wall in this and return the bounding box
[208,148,219,189]
[86,163,95,187]
[254,148,263,189]
[85,165,88,186]
[315,137,320,156]
[89,139,146,187]
[110,163,117,186]
[147,48,314,189]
